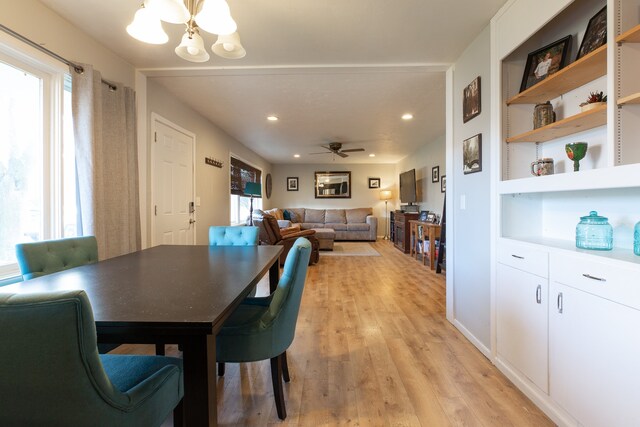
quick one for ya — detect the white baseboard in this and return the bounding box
[451,319,491,359]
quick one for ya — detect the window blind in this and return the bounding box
[230,157,262,196]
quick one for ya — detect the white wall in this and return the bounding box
[395,135,446,217]
[269,163,396,237]
[449,25,492,352]
[146,79,272,244]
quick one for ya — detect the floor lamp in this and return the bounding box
[244,182,262,226]
[379,190,392,240]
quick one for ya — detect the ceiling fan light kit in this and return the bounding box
[127,0,245,62]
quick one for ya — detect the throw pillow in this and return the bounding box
[283,209,291,220]
[264,208,284,220]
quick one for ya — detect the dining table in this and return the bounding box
[1,244,283,427]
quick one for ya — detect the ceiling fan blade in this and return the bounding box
[337,152,349,158]
[309,151,332,155]
[340,148,365,152]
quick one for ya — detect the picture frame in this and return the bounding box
[419,210,429,222]
[286,177,298,191]
[368,177,380,189]
[463,134,482,174]
[431,166,440,183]
[520,35,572,93]
[426,212,437,223]
[314,171,351,198]
[441,175,446,193]
[577,6,607,60]
[463,76,481,123]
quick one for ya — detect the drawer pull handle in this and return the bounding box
[582,274,606,282]
[511,254,525,259]
[557,292,563,314]
[536,285,542,304]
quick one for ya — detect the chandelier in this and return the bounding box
[127,0,245,62]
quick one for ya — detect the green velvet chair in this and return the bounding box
[209,225,259,246]
[15,236,99,280]
[0,290,184,426]
[216,237,312,420]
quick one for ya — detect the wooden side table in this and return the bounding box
[409,220,441,270]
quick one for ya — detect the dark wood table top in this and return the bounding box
[1,244,283,334]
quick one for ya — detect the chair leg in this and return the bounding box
[270,355,287,420]
[155,343,165,355]
[218,362,225,376]
[282,351,290,383]
[173,399,184,427]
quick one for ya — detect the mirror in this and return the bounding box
[314,171,351,198]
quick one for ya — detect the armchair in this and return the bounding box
[254,213,319,265]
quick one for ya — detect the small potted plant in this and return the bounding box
[580,91,607,112]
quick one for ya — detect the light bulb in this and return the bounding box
[223,43,235,51]
[187,46,199,55]
[127,6,169,44]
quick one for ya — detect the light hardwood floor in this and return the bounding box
[116,240,553,426]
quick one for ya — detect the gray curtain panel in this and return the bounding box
[71,64,141,260]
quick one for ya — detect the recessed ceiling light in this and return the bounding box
[294,154,300,158]
[267,115,278,121]
[402,113,413,120]
[369,154,376,157]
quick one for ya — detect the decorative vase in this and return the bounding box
[565,142,588,171]
[580,101,606,113]
[533,101,555,129]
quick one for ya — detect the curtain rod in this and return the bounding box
[0,23,117,91]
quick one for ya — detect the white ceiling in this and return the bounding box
[39,0,506,164]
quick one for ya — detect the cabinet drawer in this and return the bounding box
[498,241,548,278]
[550,253,640,311]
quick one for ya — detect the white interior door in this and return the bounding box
[151,116,195,246]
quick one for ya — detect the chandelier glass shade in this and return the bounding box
[127,0,245,62]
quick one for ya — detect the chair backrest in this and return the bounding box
[0,290,129,422]
[15,236,99,280]
[209,226,259,246]
[254,214,283,245]
[262,237,311,354]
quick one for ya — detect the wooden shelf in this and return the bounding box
[506,103,606,143]
[618,92,640,106]
[616,24,640,43]
[506,45,607,105]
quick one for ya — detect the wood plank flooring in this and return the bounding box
[115,240,553,426]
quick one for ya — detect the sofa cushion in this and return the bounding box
[346,208,372,224]
[347,223,370,231]
[325,223,347,231]
[325,209,346,224]
[264,208,284,220]
[302,223,324,229]
[305,209,325,223]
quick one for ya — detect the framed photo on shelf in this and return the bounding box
[431,166,440,183]
[441,175,446,193]
[286,177,298,191]
[426,212,437,223]
[577,6,607,60]
[463,76,481,123]
[463,134,482,175]
[520,35,572,92]
[368,177,380,188]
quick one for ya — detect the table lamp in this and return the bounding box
[244,182,262,226]
[379,189,392,240]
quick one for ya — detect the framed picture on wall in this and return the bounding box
[286,177,298,191]
[462,76,481,123]
[441,175,446,193]
[463,134,482,174]
[368,177,380,188]
[431,166,439,183]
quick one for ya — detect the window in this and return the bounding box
[0,51,76,280]
[229,156,262,225]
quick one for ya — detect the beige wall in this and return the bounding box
[269,163,396,237]
[146,79,272,244]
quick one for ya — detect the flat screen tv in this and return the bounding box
[399,169,417,204]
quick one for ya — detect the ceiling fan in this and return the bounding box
[309,142,365,158]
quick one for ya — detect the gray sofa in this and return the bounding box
[273,207,377,241]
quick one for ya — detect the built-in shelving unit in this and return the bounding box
[617,92,640,106]
[505,103,606,142]
[616,23,640,43]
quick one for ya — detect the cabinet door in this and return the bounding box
[550,282,640,427]
[496,263,548,392]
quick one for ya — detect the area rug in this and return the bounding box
[319,242,381,257]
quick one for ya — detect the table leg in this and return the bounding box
[269,258,280,293]
[181,335,217,426]
[429,229,436,270]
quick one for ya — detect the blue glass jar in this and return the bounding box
[575,211,613,251]
[634,221,640,256]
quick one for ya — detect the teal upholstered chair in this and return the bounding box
[0,290,184,427]
[216,237,312,420]
[15,236,98,280]
[209,225,259,246]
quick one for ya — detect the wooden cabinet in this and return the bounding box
[392,211,418,253]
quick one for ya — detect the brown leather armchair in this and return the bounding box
[254,214,319,265]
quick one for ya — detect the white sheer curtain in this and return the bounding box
[71,64,141,259]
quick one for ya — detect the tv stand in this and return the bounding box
[392,211,419,253]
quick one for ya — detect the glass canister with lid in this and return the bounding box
[575,211,613,251]
[634,221,640,256]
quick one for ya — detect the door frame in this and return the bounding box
[150,112,197,246]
